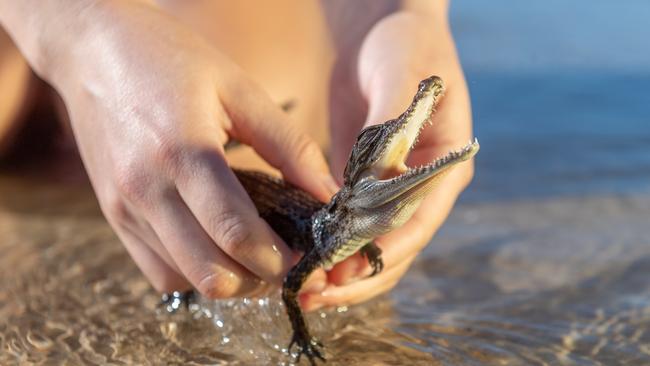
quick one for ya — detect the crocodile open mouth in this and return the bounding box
[369,76,446,181]
[363,138,479,208]
[347,76,479,210]
[369,76,479,185]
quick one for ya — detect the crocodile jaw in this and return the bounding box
[369,76,445,180]
[346,74,478,217]
[348,139,479,215]
[337,75,479,237]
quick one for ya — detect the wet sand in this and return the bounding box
[3,0,650,364]
[1,154,649,365]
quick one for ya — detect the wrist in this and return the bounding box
[0,0,152,90]
[0,0,102,79]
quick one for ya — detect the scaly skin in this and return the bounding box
[161,76,480,365]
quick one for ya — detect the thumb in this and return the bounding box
[220,77,338,202]
[361,72,422,128]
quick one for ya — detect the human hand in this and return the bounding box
[40,2,337,298]
[302,11,475,310]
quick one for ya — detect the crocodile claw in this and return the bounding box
[360,243,384,277]
[288,332,325,365]
[369,256,384,277]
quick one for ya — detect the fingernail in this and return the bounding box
[322,175,340,197]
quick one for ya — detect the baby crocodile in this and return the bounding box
[161,76,479,364]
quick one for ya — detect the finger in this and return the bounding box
[362,72,420,128]
[301,268,328,294]
[220,76,338,201]
[302,254,416,311]
[326,215,427,286]
[137,220,184,274]
[327,164,471,285]
[328,62,368,181]
[361,69,473,150]
[100,191,185,275]
[409,73,473,161]
[174,150,296,286]
[146,186,266,299]
[113,226,190,292]
[327,73,474,285]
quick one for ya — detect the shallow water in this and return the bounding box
[3,1,650,365]
[1,160,649,365]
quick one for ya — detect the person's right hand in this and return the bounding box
[41,1,336,298]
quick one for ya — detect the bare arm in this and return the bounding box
[0,0,105,84]
[0,0,337,298]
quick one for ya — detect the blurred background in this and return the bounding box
[454,0,650,201]
[1,1,649,365]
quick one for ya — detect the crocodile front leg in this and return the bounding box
[360,242,384,277]
[282,249,325,365]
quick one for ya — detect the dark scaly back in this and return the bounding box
[233,169,325,252]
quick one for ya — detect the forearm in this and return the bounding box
[0,0,156,87]
[0,1,98,77]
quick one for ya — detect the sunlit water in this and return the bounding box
[1,152,649,365]
[2,1,650,365]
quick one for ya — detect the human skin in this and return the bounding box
[0,28,32,155]
[302,0,475,310]
[0,0,473,308]
[0,0,338,298]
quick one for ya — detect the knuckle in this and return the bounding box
[154,140,188,174]
[156,139,225,184]
[195,271,240,299]
[292,135,321,164]
[114,161,151,203]
[102,193,132,224]
[212,211,254,255]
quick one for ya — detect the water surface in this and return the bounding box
[2,1,650,365]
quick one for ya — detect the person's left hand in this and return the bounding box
[300,11,475,310]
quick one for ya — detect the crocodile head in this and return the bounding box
[339,76,479,232]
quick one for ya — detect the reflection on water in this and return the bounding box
[1,159,649,365]
[3,0,650,364]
